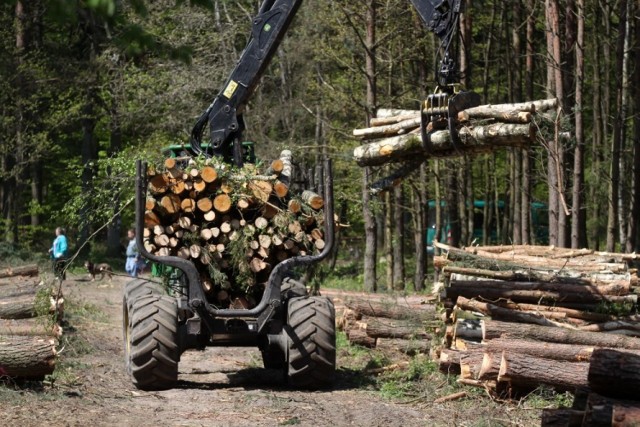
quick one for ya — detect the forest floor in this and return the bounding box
[0,273,548,427]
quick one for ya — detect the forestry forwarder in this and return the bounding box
[123,0,477,390]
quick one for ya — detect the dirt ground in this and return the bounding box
[0,273,544,427]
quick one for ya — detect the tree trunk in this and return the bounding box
[362,0,378,293]
[540,409,585,427]
[384,190,393,290]
[571,0,586,249]
[483,320,640,349]
[0,335,57,378]
[0,264,38,278]
[629,0,640,253]
[607,0,628,252]
[364,317,430,340]
[392,185,404,290]
[588,348,640,399]
[498,352,589,391]
[344,300,435,321]
[484,337,601,362]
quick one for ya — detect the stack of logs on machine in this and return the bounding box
[435,243,640,426]
[0,265,63,381]
[143,150,327,308]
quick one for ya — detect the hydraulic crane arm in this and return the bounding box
[190,0,472,165]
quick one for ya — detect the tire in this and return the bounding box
[280,277,307,300]
[261,278,308,370]
[123,294,179,390]
[286,296,336,389]
[124,279,164,308]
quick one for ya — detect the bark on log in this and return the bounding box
[446,285,636,305]
[497,351,589,391]
[0,335,57,378]
[449,279,630,296]
[0,279,40,298]
[588,349,640,399]
[353,123,534,166]
[0,296,38,319]
[344,300,435,322]
[612,404,640,427]
[459,351,485,380]
[365,317,430,339]
[346,327,376,348]
[580,393,640,427]
[483,320,640,349]
[0,318,62,337]
[0,265,38,279]
[483,338,597,362]
[540,409,584,427]
[455,296,559,327]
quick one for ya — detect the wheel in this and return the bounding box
[280,277,307,300]
[260,278,308,370]
[285,296,336,389]
[123,294,179,390]
[124,279,164,309]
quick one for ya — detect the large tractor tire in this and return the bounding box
[286,296,336,389]
[123,294,179,390]
[123,279,164,311]
[261,278,308,370]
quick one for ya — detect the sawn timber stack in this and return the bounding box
[143,150,327,309]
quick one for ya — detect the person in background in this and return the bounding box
[49,227,68,279]
[125,228,146,277]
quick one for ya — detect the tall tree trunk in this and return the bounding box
[589,4,604,250]
[618,0,632,250]
[522,0,536,245]
[545,0,560,247]
[606,0,628,252]
[384,190,393,290]
[413,164,427,292]
[571,0,586,249]
[627,1,640,253]
[393,185,404,290]
[362,0,378,292]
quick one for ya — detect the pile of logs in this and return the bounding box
[0,265,63,380]
[331,289,437,356]
[143,150,327,308]
[352,98,558,167]
[435,243,640,413]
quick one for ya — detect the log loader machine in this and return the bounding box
[123,0,478,391]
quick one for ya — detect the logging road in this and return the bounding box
[0,274,431,427]
[0,274,545,426]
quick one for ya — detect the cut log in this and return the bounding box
[580,393,640,427]
[483,338,596,362]
[448,279,630,296]
[459,351,485,380]
[353,117,421,139]
[477,351,502,381]
[0,295,39,319]
[0,318,62,337]
[612,404,640,427]
[365,317,430,339]
[446,285,636,305]
[0,265,38,279]
[353,123,534,166]
[160,193,181,215]
[455,296,559,327]
[0,279,40,298]
[345,327,376,348]
[213,194,232,213]
[588,349,640,399]
[248,180,273,203]
[483,320,640,350]
[345,300,435,322]
[201,166,218,183]
[0,335,57,378]
[301,190,324,210]
[540,409,584,427]
[497,351,589,391]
